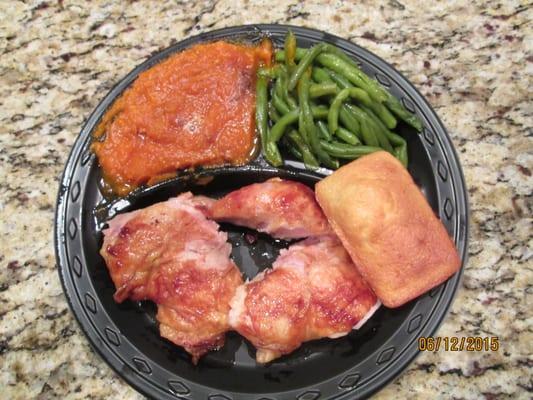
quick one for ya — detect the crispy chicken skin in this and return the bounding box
[148,258,242,361]
[315,151,461,308]
[100,193,242,363]
[229,235,379,363]
[207,178,332,239]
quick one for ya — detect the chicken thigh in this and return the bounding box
[100,193,243,363]
[229,235,379,363]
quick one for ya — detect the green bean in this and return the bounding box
[328,90,349,135]
[321,44,354,62]
[274,72,284,98]
[266,132,283,166]
[325,68,397,130]
[359,104,408,166]
[329,68,395,131]
[275,48,307,62]
[273,42,412,165]
[320,141,382,159]
[311,67,333,84]
[298,105,308,144]
[270,106,329,143]
[278,45,369,73]
[370,102,397,130]
[330,69,395,131]
[328,88,372,135]
[352,106,393,153]
[395,142,408,167]
[316,53,388,103]
[339,107,361,138]
[269,104,281,122]
[265,64,296,112]
[322,54,376,92]
[328,67,390,135]
[271,109,299,142]
[257,65,279,79]
[311,105,329,119]
[288,43,326,91]
[272,91,291,115]
[372,124,394,153]
[287,130,319,169]
[331,54,389,101]
[276,65,298,110]
[311,67,362,140]
[343,104,379,147]
[324,68,351,89]
[285,30,297,73]
[359,105,395,153]
[256,74,282,166]
[276,46,360,66]
[282,135,302,159]
[280,47,415,132]
[361,118,379,147]
[316,120,332,141]
[384,96,422,131]
[380,127,408,167]
[309,82,338,98]
[345,87,372,105]
[282,47,390,102]
[285,91,298,110]
[298,73,338,169]
[335,127,360,145]
[313,61,386,152]
[361,104,389,136]
[287,144,303,160]
[317,53,371,97]
[385,130,406,147]
[268,85,279,122]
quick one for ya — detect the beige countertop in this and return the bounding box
[0,1,531,399]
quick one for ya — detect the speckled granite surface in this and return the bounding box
[1,1,531,399]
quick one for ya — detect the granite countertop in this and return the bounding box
[1,1,531,399]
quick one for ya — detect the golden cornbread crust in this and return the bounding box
[315,151,461,308]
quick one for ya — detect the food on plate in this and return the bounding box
[206,177,332,239]
[92,40,272,195]
[100,193,243,362]
[257,30,420,169]
[315,151,461,308]
[229,235,379,363]
[92,34,447,363]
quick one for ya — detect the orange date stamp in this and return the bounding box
[418,336,500,352]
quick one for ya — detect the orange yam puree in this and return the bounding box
[92,40,272,195]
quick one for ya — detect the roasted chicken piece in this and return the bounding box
[229,235,379,363]
[100,193,242,362]
[207,178,332,239]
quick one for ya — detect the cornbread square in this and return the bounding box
[315,151,461,308]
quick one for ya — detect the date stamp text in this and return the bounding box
[418,336,499,352]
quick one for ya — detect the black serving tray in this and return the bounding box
[55,24,468,400]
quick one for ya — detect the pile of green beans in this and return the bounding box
[256,31,422,169]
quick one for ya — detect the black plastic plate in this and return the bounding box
[55,25,468,400]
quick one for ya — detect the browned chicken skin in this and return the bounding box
[100,193,242,363]
[207,178,332,239]
[229,235,379,363]
[100,179,378,364]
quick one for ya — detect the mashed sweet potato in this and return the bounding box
[92,40,272,195]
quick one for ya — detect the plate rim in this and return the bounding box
[54,23,469,400]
